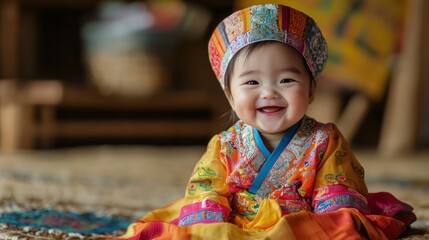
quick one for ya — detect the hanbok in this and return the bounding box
[115,116,415,240]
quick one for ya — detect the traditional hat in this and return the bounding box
[208,4,328,87]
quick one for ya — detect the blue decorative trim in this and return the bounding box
[314,194,368,213]
[249,120,302,194]
[253,128,271,158]
[178,210,225,226]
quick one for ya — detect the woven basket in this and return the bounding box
[85,50,167,97]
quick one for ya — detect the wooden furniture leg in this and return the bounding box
[379,0,424,156]
[0,101,20,154]
[0,82,37,154]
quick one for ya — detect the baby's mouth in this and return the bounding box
[257,106,285,113]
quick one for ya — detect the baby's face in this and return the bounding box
[228,42,314,137]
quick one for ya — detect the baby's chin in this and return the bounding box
[255,127,288,136]
[254,121,295,135]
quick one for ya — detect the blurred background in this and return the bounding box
[0,0,428,154]
[0,0,429,238]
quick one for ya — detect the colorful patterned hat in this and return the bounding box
[208,4,328,87]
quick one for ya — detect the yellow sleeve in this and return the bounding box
[178,135,232,225]
[312,124,369,214]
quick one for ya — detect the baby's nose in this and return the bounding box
[261,85,279,99]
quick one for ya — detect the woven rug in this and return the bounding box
[0,198,137,239]
[0,146,428,239]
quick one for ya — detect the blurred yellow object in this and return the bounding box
[235,0,408,100]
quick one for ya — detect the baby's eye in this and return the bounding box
[245,80,259,85]
[280,79,294,83]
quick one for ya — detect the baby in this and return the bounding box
[117,4,416,239]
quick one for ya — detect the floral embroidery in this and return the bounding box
[335,149,347,163]
[197,167,216,177]
[187,181,213,196]
[187,183,197,196]
[334,142,349,164]
[324,172,348,185]
[351,160,365,179]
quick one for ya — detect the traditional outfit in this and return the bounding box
[116,117,415,239]
[116,4,416,239]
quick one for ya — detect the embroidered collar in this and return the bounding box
[249,120,302,194]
